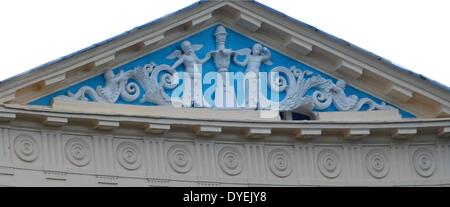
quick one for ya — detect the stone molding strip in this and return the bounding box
[0,104,449,140]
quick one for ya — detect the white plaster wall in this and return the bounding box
[0,126,449,187]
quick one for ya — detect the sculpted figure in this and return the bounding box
[167,40,211,107]
[312,78,394,111]
[167,40,211,75]
[210,26,236,108]
[233,43,273,109]
[330,79,393,111]
[211,26,233,73]
[330,79,358,111]
[56,68,140,103]
[95,69,126,103]
[233,43,272,74]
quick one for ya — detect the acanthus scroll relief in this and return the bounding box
[54,25,395,113]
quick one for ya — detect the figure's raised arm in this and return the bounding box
[196,51,212,64]
[169,57,184,71]
[167,50,184,71]
[233,48,251,67]
[167,50,182,60]
[262,47,273,65]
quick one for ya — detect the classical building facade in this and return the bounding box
[0,1,449,186]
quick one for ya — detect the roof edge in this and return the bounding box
[250,0,450,93]
[0,0,206,86]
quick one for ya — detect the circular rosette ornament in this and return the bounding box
[317,149,341,179]
[65,138,91,167]
[14,134,39,162]
[116,141,142,171]
[267,148,293,178]
[413,148,436,178]
[218,147,243,176]
[365,150,389,179]
[168,145,193,174]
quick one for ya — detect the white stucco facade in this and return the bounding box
[0,1,449,187]
[0,105,449,186]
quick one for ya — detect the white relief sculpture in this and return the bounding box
[167,41,211,107]
[312,79,394,111]
[234,43,272,109]
[53,25,398,115]
[234,43,273,74]
[55,69,140,103]
[267,66,329,113]
[56,63,177,106]
[130,63,176,105]
[167,41,210,74]
[267,66,394,113]
[211,26,235,107]
[212,26,233,73]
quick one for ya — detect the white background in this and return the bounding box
[0,0,449,86]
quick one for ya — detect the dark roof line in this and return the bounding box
[2,0,449,93]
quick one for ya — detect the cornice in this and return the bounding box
[1,104,449,140]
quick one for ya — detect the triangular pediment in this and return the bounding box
[0,1,448,119]
[28,24,414,119]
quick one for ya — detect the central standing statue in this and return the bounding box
[211,26,233,73]
[210,26,235,108]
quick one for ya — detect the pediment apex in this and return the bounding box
[0,0,448,119]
